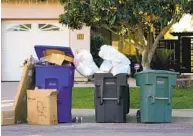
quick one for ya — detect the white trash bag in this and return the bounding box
[98,45,131,76]
[74,49,99,78]
[111,63,131,76]
[98,60,113,73]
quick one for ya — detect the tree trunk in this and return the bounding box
[141,50,150,70]
[135,49,141,63]
[141,47,156,70]
[141,31,155,70]
[118,35,124,52]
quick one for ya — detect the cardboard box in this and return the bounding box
[1,110,15,126]
[27,89,58,125]
[13,57,35,123]
[42,53,74,65]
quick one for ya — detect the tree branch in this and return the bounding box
[150,18,178,56]
[101,25,119,35]
[147,13,182,62]
[136,24,147,46]
[152,27,156,41]
[124,40,144,51]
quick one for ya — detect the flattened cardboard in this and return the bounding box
[13,58,35,123]
[34,45,74,59]
[1,110,15,126]
[42,53,74,65]
[27,89,58,125]
[44,49,65,56]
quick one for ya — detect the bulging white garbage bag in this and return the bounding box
[98,45,131,76]
[74,49,99,78]
[99,60,113,73]
[99,45,131,64]
[111,63,131,76]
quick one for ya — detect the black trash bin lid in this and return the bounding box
[34,45,74,59]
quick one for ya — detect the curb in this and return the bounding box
[72,109,193,124]
[2,105,193,124]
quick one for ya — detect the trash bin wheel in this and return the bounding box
[136,110,141,123]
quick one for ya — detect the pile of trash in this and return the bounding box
[74,45,131,78]
[1,45,131,126]
[23,44,131,79]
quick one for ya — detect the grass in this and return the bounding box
[72,87,193,109]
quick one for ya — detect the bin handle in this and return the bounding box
[168,80,171,104]
[152,87,171,104]
[100,79,104,105]
[117,85,120,105]
[99,76,121,105]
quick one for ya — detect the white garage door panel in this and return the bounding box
[2,30,32,81]
[35,32,69,47]
[1,20,70,81]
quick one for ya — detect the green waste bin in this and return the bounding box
[135,70,178,123]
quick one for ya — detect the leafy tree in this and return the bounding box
[59,0,193,70]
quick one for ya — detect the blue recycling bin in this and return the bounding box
[34,45,75,123]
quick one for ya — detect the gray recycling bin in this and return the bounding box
[94,73,130,123]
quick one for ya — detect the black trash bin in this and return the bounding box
[94,73,130,123]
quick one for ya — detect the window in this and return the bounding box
[38,24,60,31]
[7,24,31,32]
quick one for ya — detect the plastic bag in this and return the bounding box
[98,45,131,76]
[74,49,99,78]
[99,60,113,73]
[111,64,131,76]
[99,45,131,65]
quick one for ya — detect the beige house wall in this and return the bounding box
[1,3,63,19]
[2,2,91,81]
[1,2,90,52]
[70,27,91,52]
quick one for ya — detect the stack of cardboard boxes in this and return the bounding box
[1,51,74,126]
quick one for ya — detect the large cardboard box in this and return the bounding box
[27,89,58,125]
[13,57,35,123]
[1,110,15,126]
[42,53,74,65]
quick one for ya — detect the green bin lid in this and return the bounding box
[135,70,179,76]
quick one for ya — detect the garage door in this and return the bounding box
[1,20,70,81]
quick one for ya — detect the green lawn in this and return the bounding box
[72,87,193,109]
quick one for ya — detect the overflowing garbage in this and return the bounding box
[74,45,131,78]
[98,45,131,75]
[1,44,131,126]
[29,44,131,79]
[74,49,99,79]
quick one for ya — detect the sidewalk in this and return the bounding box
[71,109,193,123]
